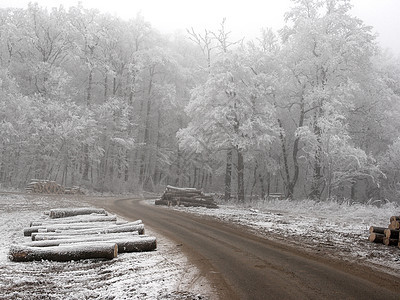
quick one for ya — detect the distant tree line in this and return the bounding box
[1,0,400,202]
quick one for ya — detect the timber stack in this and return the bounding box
[368,215,400,248]
[155,185,218,208]
[25,179,84,195]
[8,207,157,262]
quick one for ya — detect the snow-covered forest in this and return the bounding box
[1,0,400,202]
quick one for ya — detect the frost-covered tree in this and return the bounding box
[277,0,381,199]
[178,49,278,201]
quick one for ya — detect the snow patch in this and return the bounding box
[0,194,215,299]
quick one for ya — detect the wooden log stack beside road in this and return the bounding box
[8,207,157,262]
[155,185,218,208]
[25,179,84,195]
[368,216,400,249]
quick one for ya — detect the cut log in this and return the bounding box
[30,215,118,227]
[166,185,200,192]
[24,221,137,237]
[49,208,107,219]
[25,236,156,253]
[368,233,384,243]
[389,220,400,230]
[384,229,400,239]
[162,192,203,199]
[389,216,400,222]
[31,223,145,241]
[61,223,145,235]
[180,201,218,209]
[33,232,140,241]
[369,226,386,234]
[383,237,399,246]
[155,199,169,206]
[9,243,118,262]
[158,185,218,208]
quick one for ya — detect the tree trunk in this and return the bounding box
[259,173,266,200]
[310,110,323,200]
[140,67,155,187]
[9,243,118,262]
[237,148,245,202]
[87,68,93,107]
[104,71,108,101]
[82,144,90,181]
[224,149,232,201]
[250,165,258,200]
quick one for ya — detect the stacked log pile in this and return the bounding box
[368,216,400,248]
[25,180,84,195]
[155,185,218,208]
[9,207,156,262]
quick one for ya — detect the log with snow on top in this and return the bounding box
[49,208,107,219]
[25,236,157,253]
[24,220,136,236]
[9,242,118,262]
[33,232,141,241]
[166,185,201,193]
[157,185,218,208]
[31,222,145,240]
[30,215,118,227]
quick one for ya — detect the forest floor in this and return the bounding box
[0,193,212,300]
[167,197,400,276]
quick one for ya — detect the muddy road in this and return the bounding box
[87,197,400,300]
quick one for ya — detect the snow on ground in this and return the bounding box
[0,193,214,300]
[167,198,400,276]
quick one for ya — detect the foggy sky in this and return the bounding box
[1,0,399,55]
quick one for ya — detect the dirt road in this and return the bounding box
[88,197,400,300]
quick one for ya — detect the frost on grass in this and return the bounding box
[169,198,400,275]
[0,194,213,300]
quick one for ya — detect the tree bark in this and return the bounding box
[278,94,304,199]
[24,221,127,236]
[368,233,384,243]
[33,232,139,241]
[310,109,323,200]
[224,149,232,201]
[383,237,398,246]
[9,243,118,262]
[49,208,107,219]
[237,148,245,202]
[369,226,386,234]
[31,223,145,241]
[25,236,156,253]
[384,229,400,239]
[31,215,118,227]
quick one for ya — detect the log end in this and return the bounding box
[368,233,384,243]
[112,243,118,259]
